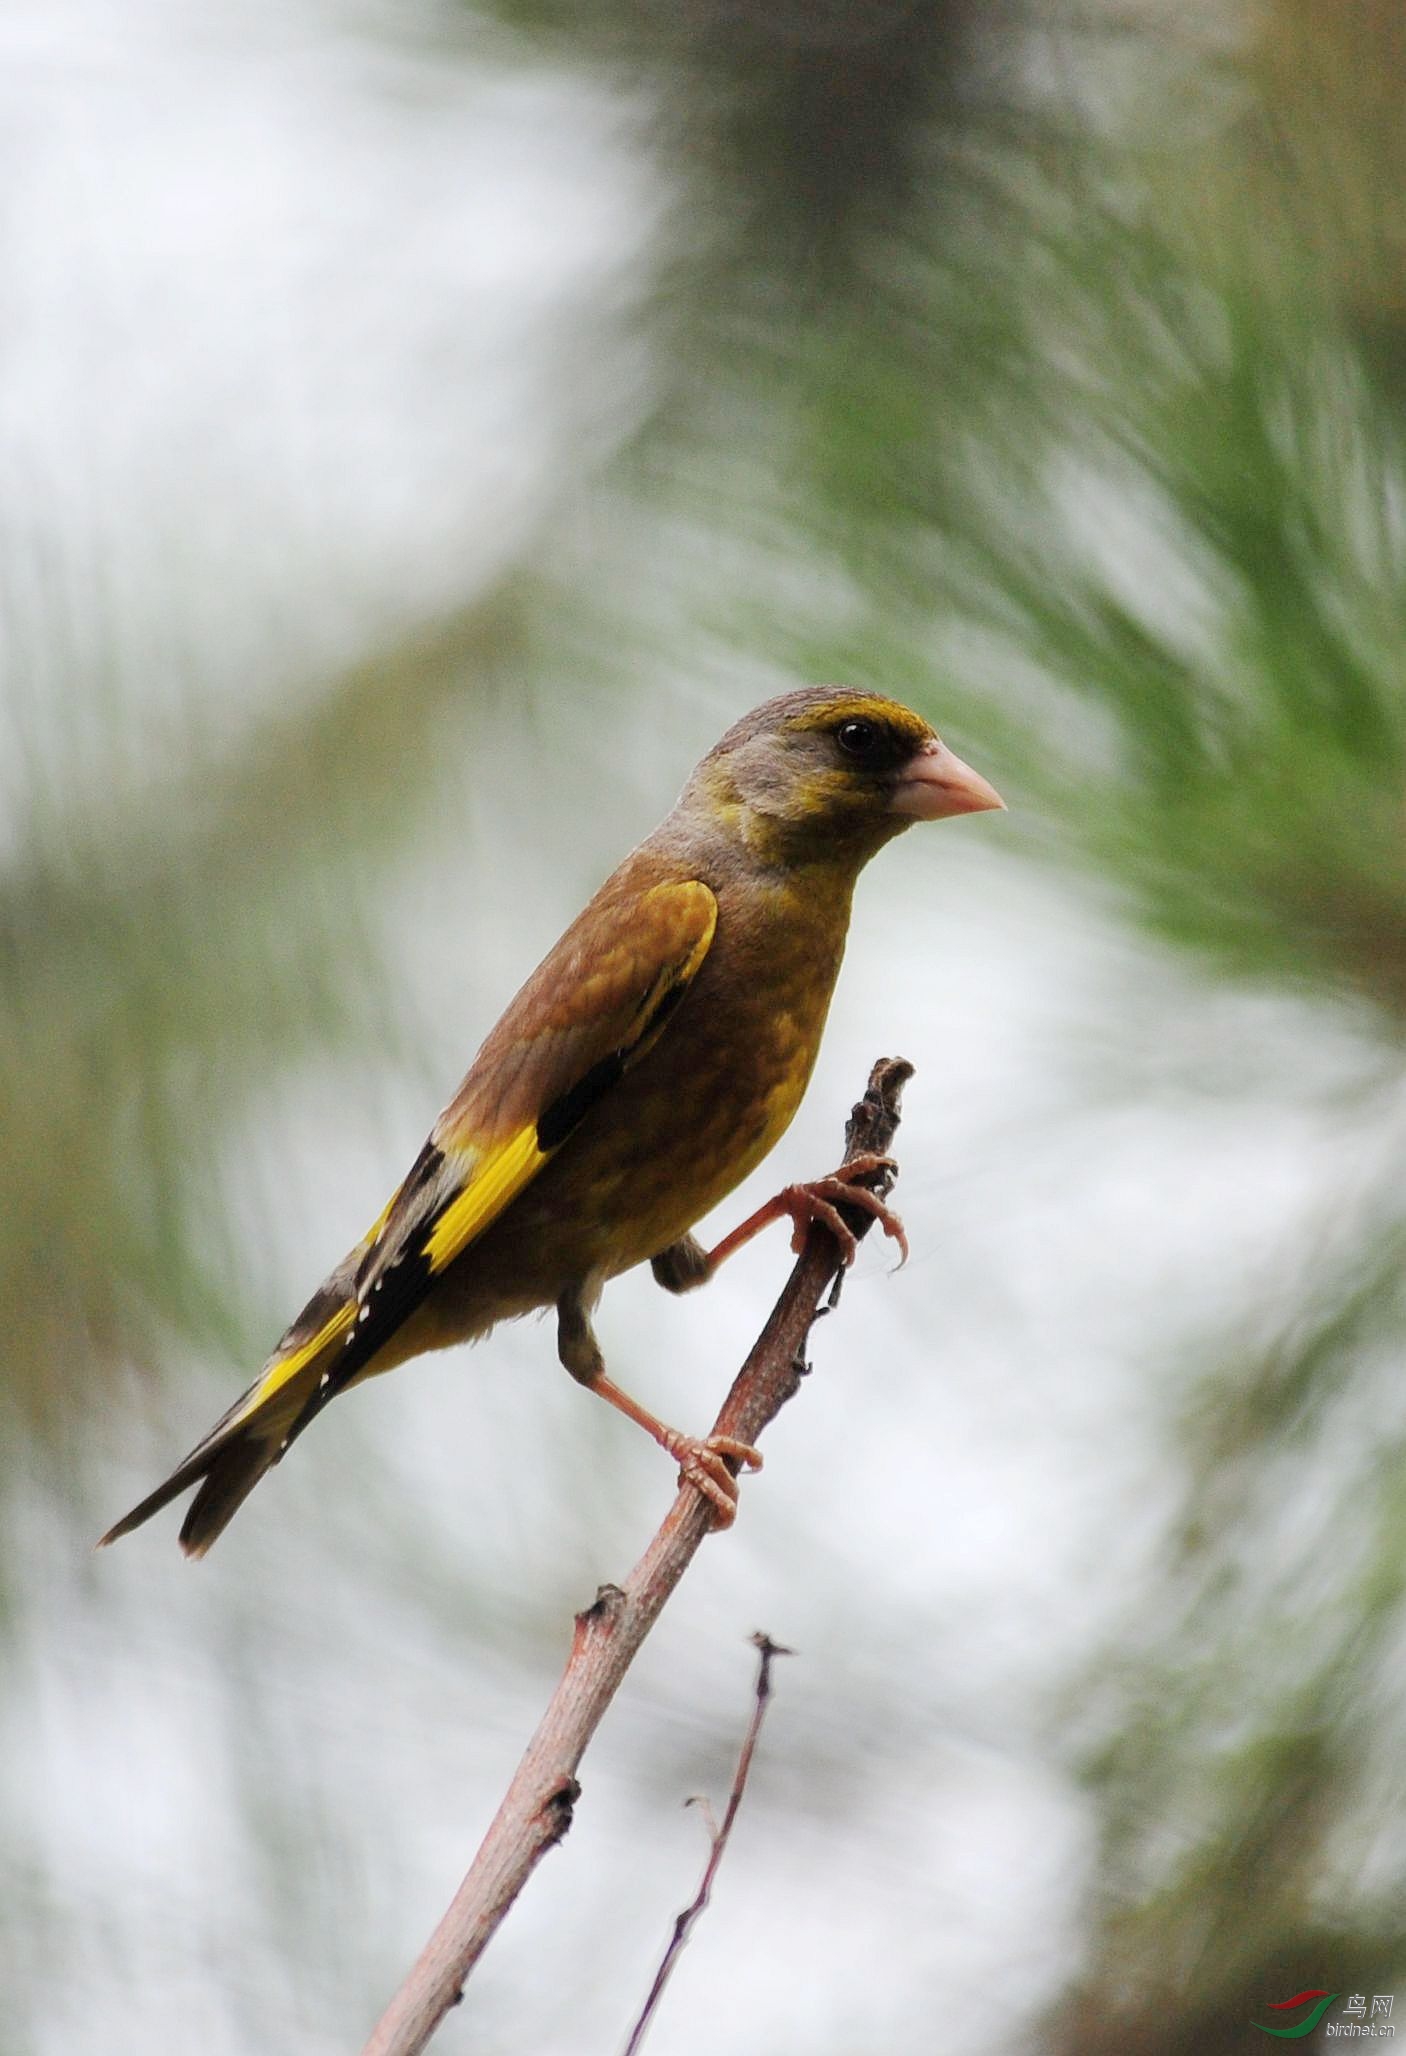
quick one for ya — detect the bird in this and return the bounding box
[100,687,1003,1556]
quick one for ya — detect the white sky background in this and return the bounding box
[3,2,1398,2052]
[0,0,650,847]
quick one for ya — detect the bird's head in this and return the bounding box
[685,687,1005,870]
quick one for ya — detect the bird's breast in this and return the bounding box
[576,870,851,1270]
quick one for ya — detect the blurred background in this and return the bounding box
[4,0,1406,2050]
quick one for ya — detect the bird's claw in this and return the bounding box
[664,1431,763,1527]
[779,1155,908,1269]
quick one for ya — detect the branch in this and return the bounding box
[361,1056,915,2056]
[622,1631,793,2056]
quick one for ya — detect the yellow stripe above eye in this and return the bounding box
[422,1124,547,1276]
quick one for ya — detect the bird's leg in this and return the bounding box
[653,1153,908,1289]
[555,1289,761,1527]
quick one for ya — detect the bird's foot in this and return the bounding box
[698,1154,907,1277]
[661,1429,763,1527]
[777,1155,908,1268]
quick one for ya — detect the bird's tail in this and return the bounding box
[99,1295,356,1557]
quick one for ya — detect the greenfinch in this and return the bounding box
[101,687,1003,1555]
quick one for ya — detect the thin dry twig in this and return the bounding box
[362,1056,915,2056]
[622,1632,793,2056]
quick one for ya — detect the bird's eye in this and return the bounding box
[836,718,879,758]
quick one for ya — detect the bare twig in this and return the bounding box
[362,1057,914,2056]
[622,1632,793,2056]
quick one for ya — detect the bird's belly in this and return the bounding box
[506,1013,815,1280]
[591,1030,816,1270]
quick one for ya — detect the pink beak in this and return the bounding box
[890,738,1006,820]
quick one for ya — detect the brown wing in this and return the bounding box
[98,876,718,1554]
[329,875,719,1380]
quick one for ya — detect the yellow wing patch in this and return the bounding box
[422,1124,547,1276]
[227,1175,416,1427]
[363,1187,400,1248]
[271,875,721,1407]
[417,880,716,1278]
[227,1300,357,1428]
